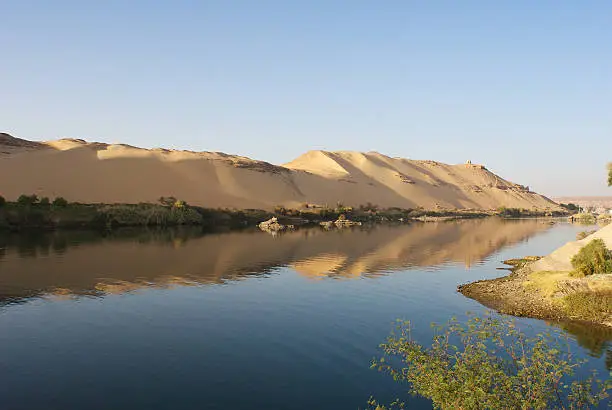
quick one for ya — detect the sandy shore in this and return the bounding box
[459,224,612,327]
[458,262,569,322]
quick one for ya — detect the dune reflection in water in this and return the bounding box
[0,218,553,303]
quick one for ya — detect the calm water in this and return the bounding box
[0,219,610,409]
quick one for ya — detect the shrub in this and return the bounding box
[17,194,39,206]
[576,230,597,240]
[564,291,612,323]
[561,203,580,212]
[173,200,187,209]
[39,197,50,206]
[0,195,5,207]
[52,197,69,207]
[371,314,611,409]
[570,239,612,277]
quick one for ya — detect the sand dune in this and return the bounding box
[0,133,559,210]
[531,223,612,272]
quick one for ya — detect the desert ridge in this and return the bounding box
[0,133,560,211]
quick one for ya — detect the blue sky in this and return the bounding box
[1,1,610,196]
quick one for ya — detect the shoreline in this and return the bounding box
[0,200,567,232]
[458,259,612,328]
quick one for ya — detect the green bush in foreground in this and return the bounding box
[370,314,610,409]
[571,239,612,277]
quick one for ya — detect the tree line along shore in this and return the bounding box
[0,194,569,232]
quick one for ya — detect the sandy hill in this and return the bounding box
[531,223,612,272]
[0,133,559,211]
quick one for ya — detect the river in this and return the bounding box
[0,219,609,409]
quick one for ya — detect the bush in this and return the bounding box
[0,195,5,207]
[497,206,522,217]
[98,204,202,227]
[371,314,611,409]
[52,197,68,207]
[564,291,612,323]
[561,203,580,212]
[576,230,597,240]
[17,194,39,206]
[39,197,50,206]
[571,239,612,277]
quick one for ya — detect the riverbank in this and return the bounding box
[0,196,568,232]
[0,201,273,231]
[459,225,612,327]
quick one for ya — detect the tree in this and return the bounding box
[0,195,5,207]
[608,163,612,186]
[39,197,50,206]
[17,194,38,206]
[560,203,579,212]
[371,314,611,409]
[570,239,612,277]
[52,197,68,207]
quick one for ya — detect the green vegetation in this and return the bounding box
[570,239,612,277]
[497,206,566,218]
[370,315,610,409]
[560,203,580,212]
[96,203,203,228]
[17,194,39,206]
[0,195,5,208]
[608,163,612,187]
[563,291,612,323]
[52,197,68,207]
[502,256,542,269]
[570,213,597,225]
[0,194,275,231]
[576,230,597,240]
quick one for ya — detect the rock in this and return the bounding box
[334,218,361,227]
[258,217,285,233]
[320,217,362,229]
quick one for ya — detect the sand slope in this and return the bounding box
[531,223,612,272]
[0,133,559,210]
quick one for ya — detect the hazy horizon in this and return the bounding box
[2,1,610,197]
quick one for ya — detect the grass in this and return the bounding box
[503,255,542,269]
[577,230,597,240]
[522,265,612,325]
[523,270,569,298]
[563,291,612,323]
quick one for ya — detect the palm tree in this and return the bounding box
[608,163,612,186]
